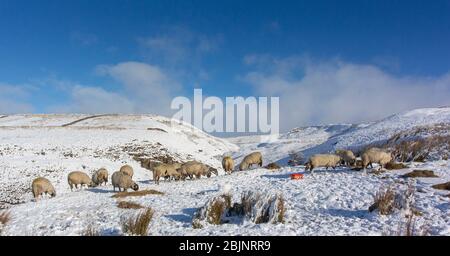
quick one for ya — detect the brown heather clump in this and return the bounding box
[369,186,396,215]
[121,208,154,236]
[401,170,438,178]
[117,201,144,209]
[112,189,164,198]
[0,211,11,235]
[81,224,100,236]
[432,182,450,190]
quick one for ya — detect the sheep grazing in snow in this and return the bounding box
[119,165,134,178]
[335,149,356,166]
[178,161,218,180]
[361,148,393,171]
[305,154,341,173]
[68,171,95,191]
[31,177,56,200]
[92,168,108,186]
[151,162,182,184]
[239,152,263,171]
[111,171,139,192]
[163,163,183,181]
[222,156,234,174]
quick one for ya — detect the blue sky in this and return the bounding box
[1,0,450,130]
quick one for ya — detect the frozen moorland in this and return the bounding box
[0,108,449,236]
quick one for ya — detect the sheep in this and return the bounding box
[361,148,393,171]
[68,171,94,191]
[222,156,234,174]
[335,149,356,166]
[111,171,139,192]
[151,163,182,185]
[178,161,218,179]
[164,163,182,181]
[305,154,342,173]
[239,152,263,171]
[92,168,108,186]
[119,165,134,178]
[31,177,56,200]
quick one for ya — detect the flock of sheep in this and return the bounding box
[30,148,391,200]
[306,147,393,172]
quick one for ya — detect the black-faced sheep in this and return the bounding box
[305,154,341,173]
[361,148,392,171]
[111,171,139,192]
[151,163,182,185]
[68,171,94,191]
[239,152,263,171]
[178,161,217,179]
[335,149,356,166]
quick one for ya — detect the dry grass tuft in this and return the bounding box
[385,162,408,170]
[369,186,396,215]
[0,211,10,226]
[81,224,100,236]
[432,182,450,190]
[117,201,144,209]
[121,208,154,236]
[265,162,281,170]
[276,195,286,224]
[207,199,228,225]
[112,189,164,198]
[0,211,11,235]
[401,170,438,178]
[396,214,429,236]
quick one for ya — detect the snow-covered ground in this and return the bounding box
[1,108,450,236]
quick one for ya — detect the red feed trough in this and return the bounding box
[290,173,304,180]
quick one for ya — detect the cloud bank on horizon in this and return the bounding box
[2,56,449,132]
[1,1,449,132]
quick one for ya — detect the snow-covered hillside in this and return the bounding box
[229,107,450,164]
[1,109,450,236]
[0,114,237,208]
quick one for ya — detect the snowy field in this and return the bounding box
[1,108,450,236]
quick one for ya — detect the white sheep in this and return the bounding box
[151,163,182,184]
[222,156,234,174]
[305,154,341,173]
[92,168,108,186]
[335,149,356,166]
[111,171,139,192]
[68,171,94,191]
[239,152,263,171]
[178,161,217,179]
[119,165,134,178]
[361,148,392,171]
[31,177,56,200]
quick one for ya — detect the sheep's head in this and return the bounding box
[239,162,248,171]
[305,163,311,171]
[177,168,187,180]
[209,167,218,176]
[50,190,56,197]
[132,183,139,191]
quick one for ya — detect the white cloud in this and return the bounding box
[52,85,135,114]
[96,61,180,115]
[0,83,34,114]
[243,56,450,131]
